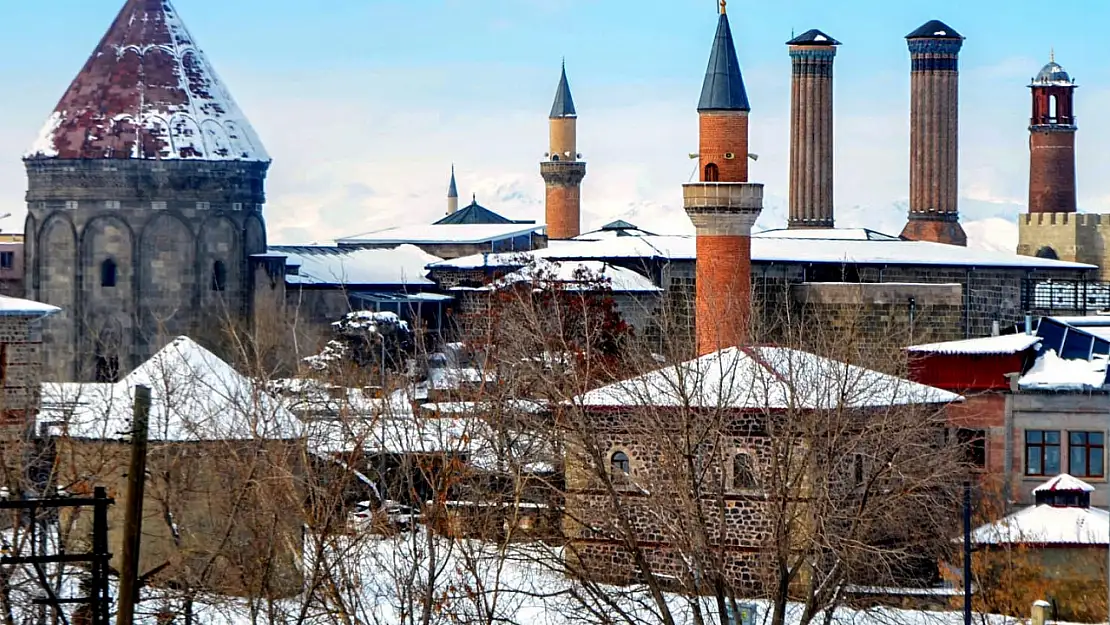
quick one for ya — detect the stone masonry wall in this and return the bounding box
[24,159,269,382]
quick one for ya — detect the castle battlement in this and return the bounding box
[1020,212,1110,227]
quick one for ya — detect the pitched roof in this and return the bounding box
[1034,474,1095,493]
[481,259,660,294]
[906,19,962,40]
[26,0,268,162]
[549,62,577,119]
[267,244,440,287]
[786,29,841,46]
[576,346,959,410]
[338,223,543,246]
[434,198,532,225]
[698,13,750,112]
[40,337,299,442]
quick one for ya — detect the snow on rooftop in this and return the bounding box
[972,504,1109,546]
[488,260,660,293]
[907,334,1041,356]
[0,296,60,317]
[337,223,542,246]
[577,346,959,410]
[431,230,1093,271]
[1018,349,1108,391]
[27,0,268,162]
[1034,473,1095,493]
[40,337,299,442]
[272,245,440,286]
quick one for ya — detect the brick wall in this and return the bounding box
[1028,130,1077,214]
[699,113,749,182]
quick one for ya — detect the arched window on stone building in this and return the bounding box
[733,452,757,490]
[1035,246,1059,260]
[704,163,720,182]
[610,451,630,475]
[100,258,117,288]
[211,260,228,292]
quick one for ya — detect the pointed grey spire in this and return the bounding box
[549,60,577,119]
[448,164,458,198]
[698,13,750,112]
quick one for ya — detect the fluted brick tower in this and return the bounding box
[683,1,764,356]
[901,20,966,246]
[787,29,839,229]
[541,62,586,240]
[447,165,459,215]
[1028,55,1078,214]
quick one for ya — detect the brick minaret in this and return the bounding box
[447,164,459,215]
[1028,54,1078,214]
[787,29,839,229]
[683,1,764,356]
[901,20,966,246]
[541,62,586,240]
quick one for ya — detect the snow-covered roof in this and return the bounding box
[40,337,299,442]
[1018,349,1108,391]
[431,230,1093,271]
[337,223,542,246]
[972,504,1109,546]
[907,334,1041,356]
[0,296,60,318]
[576,346,960,410]
[1034,474,1095,493]
[270,245,440,286]
[27,0,268,162]
[487,260,660,293]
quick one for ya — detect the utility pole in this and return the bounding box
[963,480,972,625]
[116,385,151,625]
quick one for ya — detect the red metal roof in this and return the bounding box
[26,0,268,162]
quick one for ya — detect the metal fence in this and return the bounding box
[1022,280,1110,315]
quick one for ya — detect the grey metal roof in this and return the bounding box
[906,20,962,40]
[549,62,577,118]
[1033,61,1074,87]
[786,29,840,46]
[434,198,535,226]
[447,165,458,198]
[698,14,750,112]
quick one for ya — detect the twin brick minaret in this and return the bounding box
[901,20,967,247]
[684,2,764,356]
[787,30,839,229]
[541,63,586,240]
[1028,56,1078,214]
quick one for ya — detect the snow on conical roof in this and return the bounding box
[26,0,268,162]
[1033,473,1095,493]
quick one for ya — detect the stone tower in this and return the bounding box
[24,0,270,382]
[1028,56,1078,215]
[901,20,966,246]
[683,1,764,356]
[541,62,586,240]
[447,165,459,215]
[787,29,839,229]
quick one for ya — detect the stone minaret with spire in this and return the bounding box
[447,165,459,215]
[541,61,586,240]
[683,0,764,356]
[1027,53,1078,215]
[901,20,966,246]
[787,29,839,229]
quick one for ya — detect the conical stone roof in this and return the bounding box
[26,0,268,162]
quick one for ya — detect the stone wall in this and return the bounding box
[56,437,306,598]
[24,159,269,382]
[0,315,47,445]
[1018,212,1110,280]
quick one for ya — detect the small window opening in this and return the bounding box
[211,260,227,292]
[610,451,630,475]
[100,258,117,288]
[733,453,757,489]
[704,163,720,182]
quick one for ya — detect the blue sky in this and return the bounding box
[1,0,1107,247]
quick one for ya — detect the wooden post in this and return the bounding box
[116,386,151,625]
[1031,599,1051,625]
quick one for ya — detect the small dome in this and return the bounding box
[1033,61,1072,86]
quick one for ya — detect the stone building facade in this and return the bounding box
[22,0,272,382]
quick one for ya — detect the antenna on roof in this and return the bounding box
[1050,47,1055,63]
